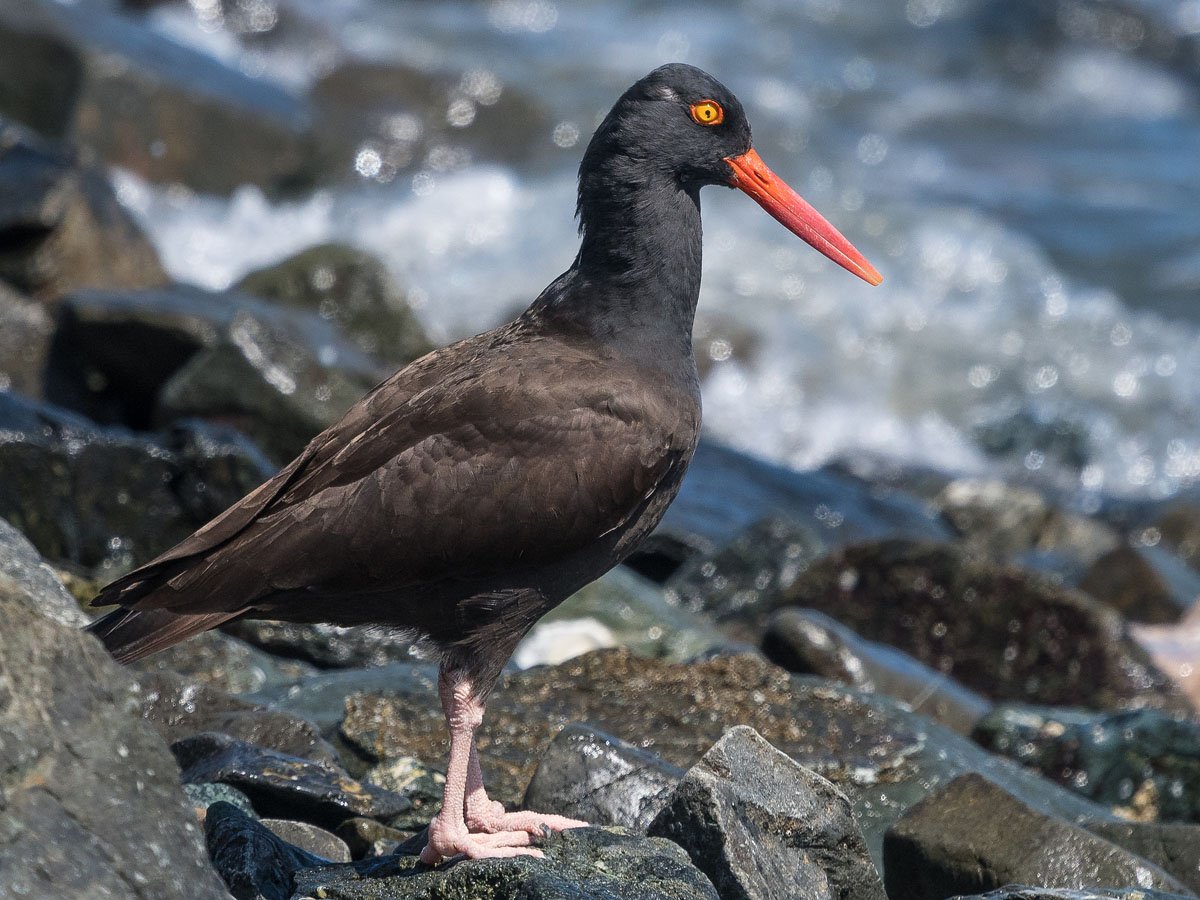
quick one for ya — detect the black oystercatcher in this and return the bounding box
[87,64,881,863]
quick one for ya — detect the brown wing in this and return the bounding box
[94,327,697,618]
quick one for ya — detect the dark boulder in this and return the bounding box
[205,801,328,900]
[648,725,884,900]
[0,119,166,299]
[883,773,1190,900]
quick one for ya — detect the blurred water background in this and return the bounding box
[60,0,1200,504]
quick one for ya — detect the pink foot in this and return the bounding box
[419,817,543,865]
[466,801,588,836]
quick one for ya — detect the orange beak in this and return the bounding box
[724,148,883,286]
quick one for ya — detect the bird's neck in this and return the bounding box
[530,163,703,366]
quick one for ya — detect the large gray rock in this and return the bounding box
[1080,820,1200,895]
[0,2,316,194]
[205,801,327,900]
[0,515,87,627]
[522,723,684,831]
[882,773,1191,900]
[948,889,1194,900]
[648,726,884,900]
[293,825,720,900]
[0,574,229,898]
[0,119,167,299]
[0,280,53,397]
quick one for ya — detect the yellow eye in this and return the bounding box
[689,100,724,126]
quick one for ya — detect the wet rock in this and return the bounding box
[882,773,1190,900]
[649,725,885,900]
[0,3,316,193]
[1080,544,1200,624]
[310,61,551,182]
[763,607,992,734]
[935,478,1118,565]
[235,243,434,365]
[948,888,1193,900]
[185,781,257,818]
[140,672,341,765]
[0,515,88,627]
[664,515,827,639]
[334,816,414,859]
[515,565,728,668]
[523,723,685,831]
[656,441,951,563]
[293,825,719,900]
[0,392,274,572]
[49,284,382,459]
[361,757,445,830]
[261,818,351,863]
[257,650,1119,867]
[778,539,1186,711]
[225,619,426,669]
[173,731,411,827]
[1080,820,1200,895]
[205,801,328,900]
[0,572,228,898]
[0,281,53,396]
[0,120,166,299]
[972,705,1200,823]
[130,628,317,695]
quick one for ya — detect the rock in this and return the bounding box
[648,726,885,900]
[0,573,229,897]
[0,119,167,299]
[130,628,317,695]
[1157,504,1200,572]
[515,565,728,668]
[882,773,1190,900]
[971,705,1200,823]
[361,757,445,831]
[763,607,992,734]
[947,888,1193,900]
[0,281,53,396]
[971,408,1092,471]
[0,392,274,573]
[310,61,551,182]
[224,619,426,669]
[334,816,414,859]
[49,284,383,459]
[235,243,434,365]
[655,441,951,565]
[0,515,88,627]
[261,818,351,863]
[1130,613,1200,713]
[1080,544,1200,624]
[1080,819,1200,895]
[173,732,411,827]
[140,672,341,765]
[0,2,316,194]
[523,723,685,831]
[778,539,1187,711]
[256,650,1120,867]
[293,825,719,900]
[664,515,827,639]
[185,781,257,818]
[935,478,1118,565]
[205,801,328,900]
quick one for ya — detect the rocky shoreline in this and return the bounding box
[2,2,1200,898]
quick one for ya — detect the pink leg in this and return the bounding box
[419,671,542,865]
[465,744,587,834]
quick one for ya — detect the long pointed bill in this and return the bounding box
[724,148,883,286]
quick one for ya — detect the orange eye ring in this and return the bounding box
[689,100,724,126]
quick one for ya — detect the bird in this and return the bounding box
[86,63,882,864]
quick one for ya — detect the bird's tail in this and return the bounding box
[85,607,240,664]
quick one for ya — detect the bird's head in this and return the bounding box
[580,63,882,286]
